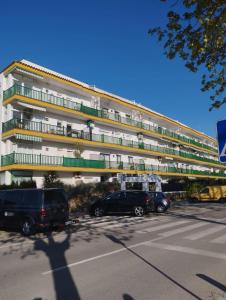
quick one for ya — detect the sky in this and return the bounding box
[0,0,225,138]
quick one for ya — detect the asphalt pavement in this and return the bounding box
[0,202,226,300]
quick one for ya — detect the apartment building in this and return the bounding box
[0,59,225,188]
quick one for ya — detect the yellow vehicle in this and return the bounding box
[191,186,226,202]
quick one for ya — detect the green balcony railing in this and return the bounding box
[1,152,226,178]
[3,84,218,153]
[2,118,223,168]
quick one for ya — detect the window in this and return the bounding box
[106,192,123,201]
[4,191,23,208]
[201,188,209,194]
[67,124,72,136]
[128,156,134,164]
[44,190,66,206]
[23,190,42,208]
[126,114,131,123]
[126,191,145,201]
[102,108,108,118]
[115,111,120,121]
[100,153,110,161]
[116,155,121,164]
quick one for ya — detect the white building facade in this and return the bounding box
[0,59,225,188]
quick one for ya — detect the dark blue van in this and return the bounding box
[0,188,69,235]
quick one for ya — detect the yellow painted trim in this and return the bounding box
[1,164,225,179]
[2,128,225,169]
[3,94,217,156]
[3,61,216,143]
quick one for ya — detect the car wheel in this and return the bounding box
[21,219,35,236]
[218,197,226,203]
[190,197,198,203]
[156,204,166,213]
[94,207,104,217]
[134,206,144,217]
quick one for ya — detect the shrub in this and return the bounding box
[0,180,37,190]
[43,171,64,188]
[68,181,120,212]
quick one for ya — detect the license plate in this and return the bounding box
[4,212,14,217]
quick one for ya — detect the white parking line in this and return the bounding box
[136,220,191,234]
[103,217,160,230]
[184,225,226,240]
[159,222,208,237]
[145,241,226,260]
[42,239,151,275]
[211,234,226,244]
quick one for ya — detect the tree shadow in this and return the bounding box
[123,293,136,300]
[1,216,138,299]
[34,228,81,300]
[106,234,202,300]
[196,274,226,293]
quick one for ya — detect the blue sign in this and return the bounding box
[217,120,226,163]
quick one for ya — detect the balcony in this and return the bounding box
[2,118,223,168]
[1,153,226,178]
[3,84,217,154]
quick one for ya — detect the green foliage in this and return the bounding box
[43,171,64,188]
[74,142,84,158]
[0,180,37,190]
[68,181,120,212]
[186,181,205,196]
[149,0,225,110]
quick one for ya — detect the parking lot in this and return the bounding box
[0,201,226,300]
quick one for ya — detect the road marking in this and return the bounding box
[145,242,226,260]
[79,216,131,225]
[136,220,191,234]
[102,217,160,230]
[184,225,226,240]
[211,234,226,244]
[159,222,208,237]
[42,239,151,275]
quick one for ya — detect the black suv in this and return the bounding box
[0,188,69,235]
[89,190,170,217]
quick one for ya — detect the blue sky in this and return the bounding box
[1,0,225,137]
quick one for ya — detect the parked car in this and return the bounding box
[0,188,69,235]
[89,190,170,217]
[191,185,226,202]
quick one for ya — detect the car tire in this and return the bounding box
[156,204,166,213]
[94,207,104,217]
[134,206,144,217]
[190,197,198,203]
[21,219,35,236]
[218,197,226,203]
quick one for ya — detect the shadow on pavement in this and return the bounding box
[34,228,81,300]
[106,234,202,300]
[1,219,136,299]
[196,274,226,293]
[123,293,136,300]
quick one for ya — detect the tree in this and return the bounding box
[149,0,225,110]
[43,171,64,188]
[74,142,84,158]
